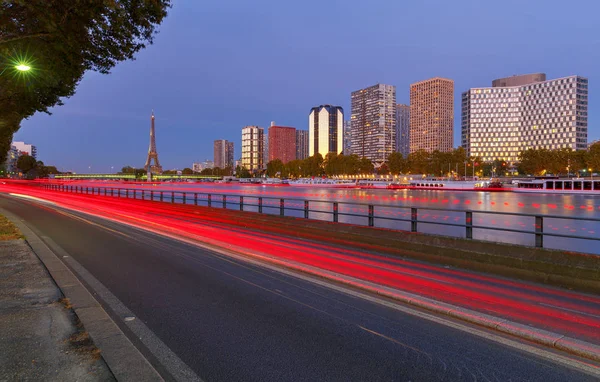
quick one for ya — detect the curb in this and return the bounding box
[0,207,164,382]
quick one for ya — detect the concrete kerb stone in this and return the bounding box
[555,337,600,362]
[0,207,164,382]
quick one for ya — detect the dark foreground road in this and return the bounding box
[1,195,598,382]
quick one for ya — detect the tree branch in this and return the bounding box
[0,32,51,45]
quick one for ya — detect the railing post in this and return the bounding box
[142,190,145,200]
[208,194,212,207]
[368,205,374,227]
[104,188,107,196]
[258,197,263,213]
[223,195,227,208]
[280,198,284,216]
[111,188,114,197]
[183,192,186,204]
[160,191,163,202]
[150,190,154,201]
[466,211,473,239]
[411,208,418,232]
[240,196,244,211]
[304,200,309,219]
[86,187,89,194]
[194,193,198,206]
[171,191,174,203]
[535,216,543,248]
[125,189,129,198]
[333,202,339,223]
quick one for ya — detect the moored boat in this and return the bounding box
[395,177,506,191]
[288,178,358,188]
[513,178,600,194]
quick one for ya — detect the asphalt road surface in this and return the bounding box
[1,195,598,382]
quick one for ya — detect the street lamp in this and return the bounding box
[0,62,33,76]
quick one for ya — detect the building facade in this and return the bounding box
[350,84,396,164]
[308,105,343,158]
[3,145,19,174]
[295,130,309,160]
[213,139,234,169]
[241,125,264,173]
[461,74,589,163]
[395,104,410,157]
[409,77,454,153]
[343,120,352,155]
[11,141,37,159]
[268,125,296,164]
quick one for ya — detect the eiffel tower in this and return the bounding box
[144,111,163,174]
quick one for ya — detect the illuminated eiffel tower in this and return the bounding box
[144,111,163,174]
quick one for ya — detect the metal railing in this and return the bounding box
[42,184,600,251]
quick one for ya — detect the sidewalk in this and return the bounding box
[0,215,114,381]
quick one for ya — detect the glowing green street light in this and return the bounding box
[15,64,31,72]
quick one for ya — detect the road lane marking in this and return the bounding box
[358,325,430,356]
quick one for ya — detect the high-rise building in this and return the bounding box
[343,120,352,155]
[409,77,454,153]
[11,141,37,159]
[268,125,296,164]
[241,126,264,173]
[309,105,344,158]
[396,104,410,158]
[462,74,588,163]
[214,139,234,169]
[350,84,396,164]
[295,130,309,160]
[3,145,19,173]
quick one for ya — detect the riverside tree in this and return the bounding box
[0,0,172,162]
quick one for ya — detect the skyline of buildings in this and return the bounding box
[395,104,410,158]
[409,77,454,154]
[12,141,37,159]
[213,139,234,169]
[268,124,296,164]
[350,84,397,165]
[241,125,264,173]
[295,130,309,160]
[462,74,589,163]
[308,105,344,159]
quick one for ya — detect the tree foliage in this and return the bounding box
[0,0,172,162]
[16,154,37,174]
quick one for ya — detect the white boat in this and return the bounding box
[514,178,600,194]
[357,179,393,189]
[288,178,357,188]
[404,177,502,191]
[261,178,284,185]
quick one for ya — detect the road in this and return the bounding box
[1,195,598,381]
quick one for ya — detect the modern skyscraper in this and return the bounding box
[295,130,309,160]
[409,78,454,153]
[308,105,344,158]
[144,111,162,174]
[214,139,234,169]
[11,141,37,159]
[350,84,396,164]
[268,125,296,164]
[396,104,410,158]
[343,120,352,155]
[462,74,589,162]
[241,126,264,173]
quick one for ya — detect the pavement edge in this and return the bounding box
[0,207,164,382]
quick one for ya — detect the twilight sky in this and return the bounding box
[15,0,600,173]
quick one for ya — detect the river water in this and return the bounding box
[77,181,600,255]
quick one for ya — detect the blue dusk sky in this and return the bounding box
[15,0,600,172]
